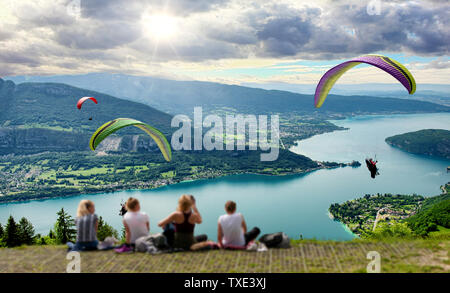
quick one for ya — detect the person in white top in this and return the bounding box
[217,201,260,248]
[123,197,150,245]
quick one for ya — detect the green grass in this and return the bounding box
[428,226,450,240]
[161,170,176,178]
[1,239,447,273]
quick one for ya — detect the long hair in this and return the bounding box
[77,200,94,217]
[177,194,192,212]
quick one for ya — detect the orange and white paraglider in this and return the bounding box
[77,97,98,109]
[77,97,98,120]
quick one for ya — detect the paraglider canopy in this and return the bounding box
[89,118,172,162]
[77,97,98,109]
[314,55,416,108]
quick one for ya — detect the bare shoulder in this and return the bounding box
[171,211,184,222]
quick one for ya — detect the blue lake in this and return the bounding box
[1,113,449,241]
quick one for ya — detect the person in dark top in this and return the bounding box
[365,158,379,179]
[158,194,205,250]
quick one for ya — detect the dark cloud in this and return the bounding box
[55,21,141,50]
[130,37,243,61]
[341,2,449,56]
[0,50,41,67]
[0,31,13,41]
[253,2,449,59]
[204,26,256,45]
[423,59,450,69]
[79,0,147,21]
[257,16,314,56]
[80,0,231,20]
[149,0,231,16]
[13,2,76,29]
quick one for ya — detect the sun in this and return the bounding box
[142,14,178,40]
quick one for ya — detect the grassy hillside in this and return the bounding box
[385,129,450,159]
[330,183,450,239]
[1,240,448,273]
[407,191,450,237]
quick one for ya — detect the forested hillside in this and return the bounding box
[386,129,450,159]
[0,78,173,135]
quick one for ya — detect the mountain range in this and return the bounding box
[6,74,450,116]
[1,76,449,154]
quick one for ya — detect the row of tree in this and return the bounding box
[0,208,118,248]
[0,216,35,247]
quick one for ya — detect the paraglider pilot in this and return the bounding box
[365,158,379,179]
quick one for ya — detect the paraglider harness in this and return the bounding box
[365,157,379,179]
[119,200,127,216]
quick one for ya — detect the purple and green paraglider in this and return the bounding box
[314,55,416,108]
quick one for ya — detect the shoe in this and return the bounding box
[114,244,133,253]
[257,243,268,252]
[246,242,258,251]
[98,237,119,250]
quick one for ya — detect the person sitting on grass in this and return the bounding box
[67,200,98,251]
[217,200,260,249]
[158,194,206,251]
[115,197,149,253]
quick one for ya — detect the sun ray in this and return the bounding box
[141,13,178,41]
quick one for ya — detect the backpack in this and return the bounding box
[135,233,169,254]
[258,232,290,248]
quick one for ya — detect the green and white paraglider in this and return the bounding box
[89,118,172,162]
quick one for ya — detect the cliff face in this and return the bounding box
[0,128,89,154]
[0,128,161,155]
[97,135,160,153]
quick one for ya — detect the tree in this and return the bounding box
[97,216,118,241]
[54,208,76,244]
[0,223,4,247]
[18,217,35,245]
[364,221,413,240]
[121,226,126,242]
[4,215,20,247]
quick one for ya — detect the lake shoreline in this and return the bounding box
[327,211,358,238]
[1,113,448,241]
[0,162,359,205]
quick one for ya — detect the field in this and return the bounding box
[0,150,321,202]
[1,240,448,273]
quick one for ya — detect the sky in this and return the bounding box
[0,0,449,85]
